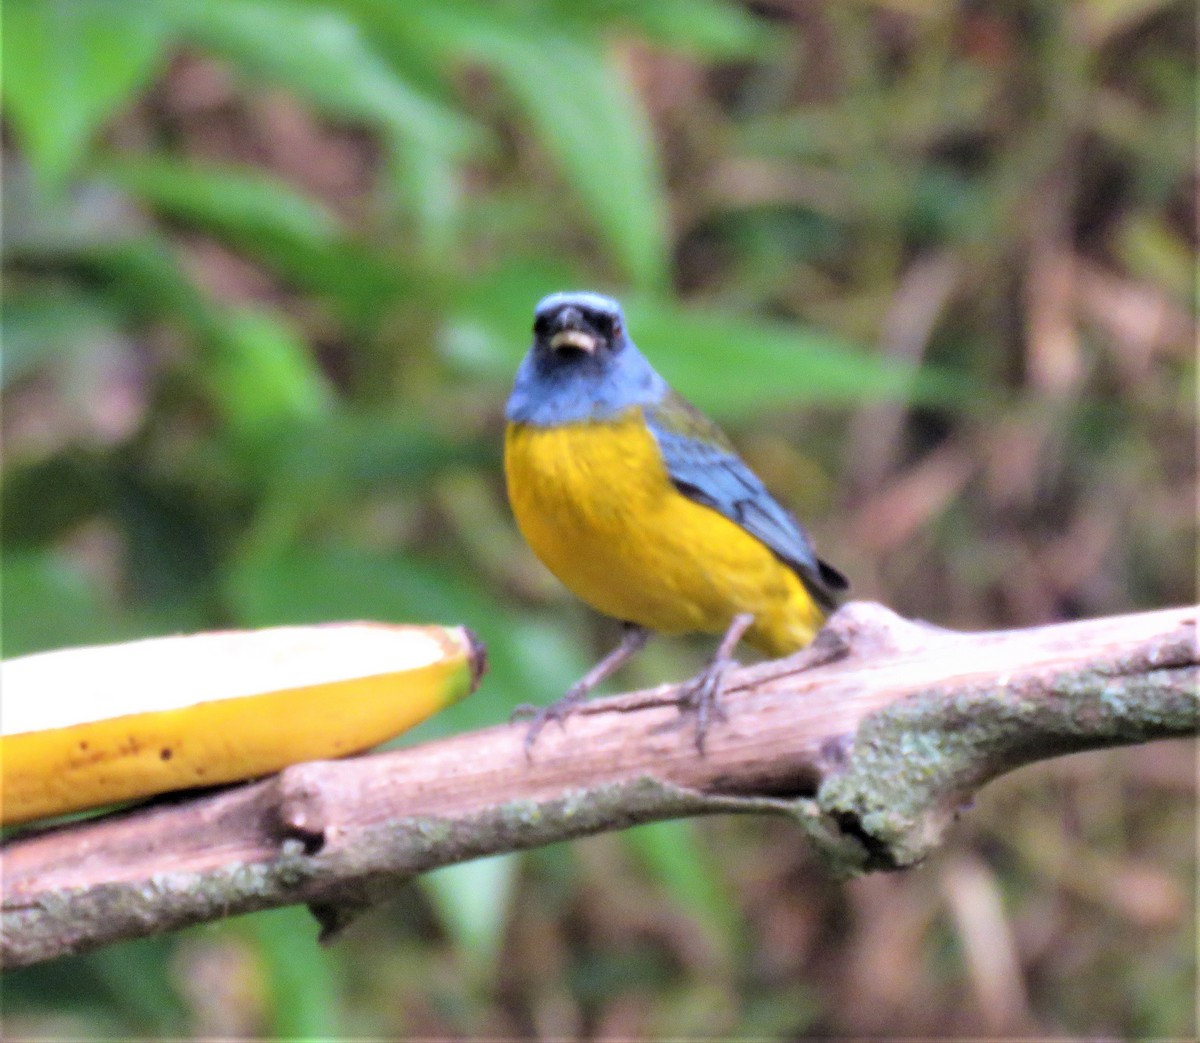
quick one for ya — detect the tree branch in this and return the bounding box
[2,603,1195,969]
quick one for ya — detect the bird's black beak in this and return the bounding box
[547,306,599,354]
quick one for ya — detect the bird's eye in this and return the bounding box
[533,314,550,336]
[591,312,617,336]
[612,318,623,336]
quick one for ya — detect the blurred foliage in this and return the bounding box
[1,0,1195,1039]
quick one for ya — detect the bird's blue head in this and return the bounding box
[506,291,667,426]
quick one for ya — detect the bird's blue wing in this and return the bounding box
[645,392,848,609]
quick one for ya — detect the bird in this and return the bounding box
[504,291,848,751]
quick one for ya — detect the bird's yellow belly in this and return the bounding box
[504,411,824,655]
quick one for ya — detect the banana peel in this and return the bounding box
[0,623,485,826]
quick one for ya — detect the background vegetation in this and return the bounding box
[2,0,1194,1038]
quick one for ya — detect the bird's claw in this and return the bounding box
[677,655,735,754]
[674,612,752,753]
[513,686,588,757]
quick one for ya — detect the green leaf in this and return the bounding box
[207,309,333,440]
[77,236,221,333]
[102,156,342,247]
[486,31,669,290]
[2,937,187,1037]
[245,907,341,1039]
[72,232,402,372]
[423,854,520,973]
[98,160,423,329]
[385,7,669,289]
[2,0,172,185]
[623,820,742,946]
[385,144,465,261]
[596,0,770,57]
[174,0,480,156]
[625,297,970,415]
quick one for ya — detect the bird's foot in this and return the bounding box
[513,624,651,758]
[675,612,754,754]
[675,657,734,754]
[511,683,590,756]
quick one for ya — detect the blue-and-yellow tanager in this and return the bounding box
[505,291,847,749]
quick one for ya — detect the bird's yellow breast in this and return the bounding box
[504,409,824,655]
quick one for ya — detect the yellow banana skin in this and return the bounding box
[1,624,484,826]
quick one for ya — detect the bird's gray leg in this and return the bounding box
[678,612,754,753]
[514,623,651,752]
